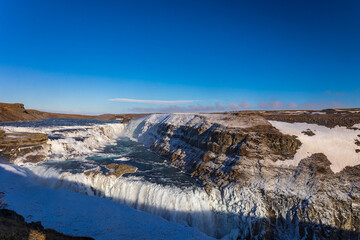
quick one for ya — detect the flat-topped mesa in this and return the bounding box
[0,103,25,109]
[0,103,43,122]
[0,131,48,163]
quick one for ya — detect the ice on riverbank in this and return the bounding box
[0,163,213,240]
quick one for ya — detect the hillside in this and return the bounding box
[0,103,148,123]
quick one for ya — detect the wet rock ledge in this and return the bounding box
[84,163,137,178]
[0,130,48,163]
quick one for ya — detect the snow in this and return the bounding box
[269,121,360,173]
[0,163,213,240]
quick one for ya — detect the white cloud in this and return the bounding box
[286,102,298,109]
[128,102,253,113]
[259,100,285,110]
[239,100,252,109]
[109,98,195,105]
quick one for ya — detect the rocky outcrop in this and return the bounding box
[128,113,360,239]
[84,163,137,178]
[131,114,301,189]
[105,163,137,177]
[302,129,316,136]
[0,103,43,122]
[0,131,48,163]
[0,208,93,240]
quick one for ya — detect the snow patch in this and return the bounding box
[269,121,360,172]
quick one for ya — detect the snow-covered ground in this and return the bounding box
[270,121,360,172]
[0,163,213,240]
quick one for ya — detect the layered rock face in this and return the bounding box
[0,131,48,163]
[0,103,43,122]
[128,113,360,239]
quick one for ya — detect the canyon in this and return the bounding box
[0,106,360,239]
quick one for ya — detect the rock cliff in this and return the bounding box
[0,131,48,163]
[127,113,360,239]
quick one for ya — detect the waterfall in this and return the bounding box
[24,165,220,237]
[1,123,125,164]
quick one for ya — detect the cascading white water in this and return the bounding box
[24,165,218,237]
[1,118,245,239]
[1,123,125,164]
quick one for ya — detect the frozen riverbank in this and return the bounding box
[0,163,213,240]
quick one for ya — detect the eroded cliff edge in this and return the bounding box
[127,112,360,239]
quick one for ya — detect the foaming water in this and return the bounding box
[25,164,219,237]
[0,119,240,238]
[0,118,125,164]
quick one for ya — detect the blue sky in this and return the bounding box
[0,0,359,114]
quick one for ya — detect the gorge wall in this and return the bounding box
[1,109,359,239]
[126,113,360,239]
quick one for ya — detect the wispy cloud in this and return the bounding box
[259,100,285,110]
[286,102,298,109]
[258,99,346,110]
[109,98,195,105]
[118,97,348,113]
[324,90,344,97]
[128,101,253,113]
[298,101,345,109]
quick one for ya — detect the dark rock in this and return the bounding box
[28,221,44,230]
[262,109,360,128]
[302,129,315,136]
